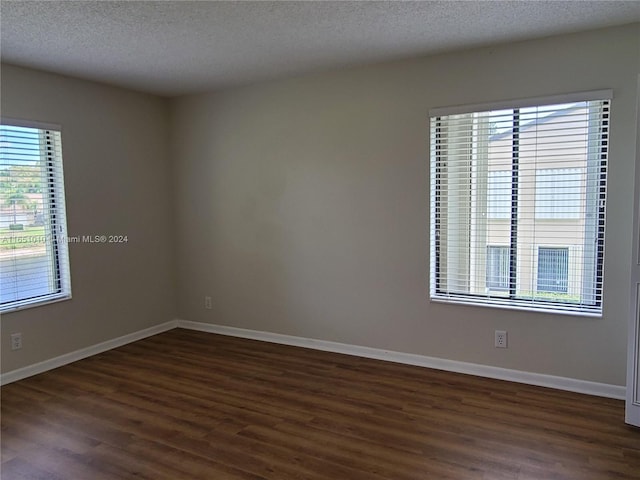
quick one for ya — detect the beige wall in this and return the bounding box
[0,65,176,372]
[171,24,639,386]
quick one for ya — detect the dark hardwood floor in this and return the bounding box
[1,328,638,479]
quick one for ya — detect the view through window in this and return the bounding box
[429,94,610,314]
[0,122,71,311]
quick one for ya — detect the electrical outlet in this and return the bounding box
[204,296,212,310]
[10,333,22,350]
[495,330,508,348]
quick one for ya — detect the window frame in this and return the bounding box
[536,246,570,294]
[0,117,72,313]
[429,90,611,317]
[535,168,583,220]
[486,245,510,291]
[487,170,511,220]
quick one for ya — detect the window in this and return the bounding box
[486,246,509,291]
[430,91,610,315]
[537,247,569,294]
[535,168,582,219]
[488,171,511,219]
[0,121,71,311]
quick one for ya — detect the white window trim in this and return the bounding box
[1,117,61,133]
[429,89,613,117]
[0,117,72,313]
[429,90,611,317]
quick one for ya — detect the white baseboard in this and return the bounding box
[0,320,178,386]
[1,318,626,400]
[176,319,626,400]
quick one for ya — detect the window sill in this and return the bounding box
[429,295,602,318]
[1,294,72,314]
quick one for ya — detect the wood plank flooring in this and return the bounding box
[1,328,638,479]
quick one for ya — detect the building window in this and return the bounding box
[486,246,509,291]
[488,171,511,219]
[429,91,610,315]
[0,121,72,312]
[535,168,582,219]
[537,247,569,294]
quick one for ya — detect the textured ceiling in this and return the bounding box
[1,1,639,97]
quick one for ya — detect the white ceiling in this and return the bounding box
[1,1,639,97]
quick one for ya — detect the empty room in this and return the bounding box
[1,1,639,478]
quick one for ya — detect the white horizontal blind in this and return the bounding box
[0,123,71,311]
[430,96,610,315]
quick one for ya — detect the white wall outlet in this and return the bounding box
[495,330,508,348]
[10,333,22,350]
[204,296,212,309]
